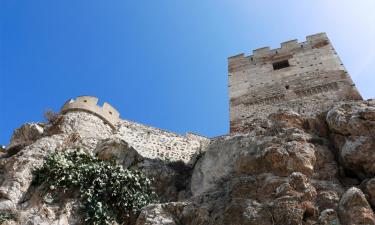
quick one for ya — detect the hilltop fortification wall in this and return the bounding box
[228,33,362,133]
[61,96,209,164]
[116,120,209,165]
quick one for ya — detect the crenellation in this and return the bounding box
[253,46,271,57]
[61,96,120,129]
[280,39,299,50]
[228,33,335,73]
[102,102,120,119]
[306,32,329,45]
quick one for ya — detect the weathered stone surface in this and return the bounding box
[191,135,247,196]
[326,101,375,136]
[135,202,188,225]
[316,191,340,211]
[95,138,143,169]
[326,100,375,178]
[115,121,209,165]
[137,105,375,225]
[361,178,375,208]
[8,123,45,148]
[191,114,317,196]
[156,111,348,225]
[318,209,340,225]
[0,111,113,224]
[338,187,375,225]
[0,135,66,211]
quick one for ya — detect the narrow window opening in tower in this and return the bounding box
[272,60,290,70]
[285,85,290,90]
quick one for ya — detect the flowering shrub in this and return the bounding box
[34,149,157,225]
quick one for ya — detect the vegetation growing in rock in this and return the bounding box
[43,109,60,123]
[34,149,157,225]
[0,212,15,223]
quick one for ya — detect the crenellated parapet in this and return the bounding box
[228,33,329,72]
[61,96,120,129]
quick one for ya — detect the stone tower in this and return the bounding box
[228,33,362,133]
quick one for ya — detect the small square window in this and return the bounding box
[273,60,290,70]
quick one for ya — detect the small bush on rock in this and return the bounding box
[43,109,60,123]
[34,149,157,225]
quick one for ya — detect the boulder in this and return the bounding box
[326,100,375,178]
[8,123,44,147]
[338,187,375,225]
[95,138,143,168]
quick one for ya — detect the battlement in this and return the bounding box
[61,96,120,129]
[228,33,329,72]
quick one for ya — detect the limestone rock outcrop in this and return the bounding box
[338,187,375,225]
[1,100,375,225]
[94,137,143,169]
[326,100,375,179]
[136,100,375,225]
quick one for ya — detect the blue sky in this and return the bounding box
[1,0,375,144]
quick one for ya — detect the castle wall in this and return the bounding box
[116,120,209,165]
[60,96,209,165]
[228,33,362,133]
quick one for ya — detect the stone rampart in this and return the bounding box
[116,120,209,165]
[60,96,209,164]
[61,96,120,129]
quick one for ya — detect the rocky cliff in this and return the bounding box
[1,99,375,225]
